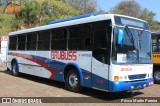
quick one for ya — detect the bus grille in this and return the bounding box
[128,74,146,80]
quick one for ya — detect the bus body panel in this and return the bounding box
[92,58,109,90]
[109,64,153,92]
[7,51,93,87]
[109,78,153,92]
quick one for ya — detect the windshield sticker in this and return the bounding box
[117,53,127,63]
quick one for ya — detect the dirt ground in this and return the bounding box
[0,64,160,106]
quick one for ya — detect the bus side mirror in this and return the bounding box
[117,29,124,44]
[114,28,124,45]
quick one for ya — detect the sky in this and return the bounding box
[97,0,160,22]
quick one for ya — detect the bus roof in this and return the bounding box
[48,13,98,25]
[9,14,148,36]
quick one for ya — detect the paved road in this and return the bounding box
[0,65,160,106]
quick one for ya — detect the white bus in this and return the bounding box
[7,14,153,93]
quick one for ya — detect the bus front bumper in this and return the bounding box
[109,78,154,92]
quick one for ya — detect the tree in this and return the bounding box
[96,9,108,14]
[14,0,79,29]
[0,0,79,36]
[38,0,79,25]
[15,0,41,28]
[0,6,15,37]
[110,0,142,18]
[61,0,97,14]
[139,8,159,31]
[110,0,160,31]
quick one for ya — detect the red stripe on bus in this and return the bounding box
[9,53,56,79]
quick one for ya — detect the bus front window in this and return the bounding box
[112,26,152,64]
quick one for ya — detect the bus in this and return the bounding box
[7,14,153,93]
[151,32,160,83]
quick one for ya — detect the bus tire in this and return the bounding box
[153,70,160,84]
[11,62,19,77]
[65,68,82,92]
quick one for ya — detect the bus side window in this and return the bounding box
[9,36,17,50]
[68,26,79,50]
[152,36,160,52]
[68,24,91,50]
[18,35,26,50]
[26,33,37,50]
[78,25,91,50]
[37,30,50,50]
[157,37,160,52]
[51,29,67,50]
[92,20,111,64]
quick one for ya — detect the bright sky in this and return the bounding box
[97,0,160,22]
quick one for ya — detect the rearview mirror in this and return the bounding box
[117,29,124,44]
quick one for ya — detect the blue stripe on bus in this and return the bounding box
[8,52,153,92]
[109,78,153,92]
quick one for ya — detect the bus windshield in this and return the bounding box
[113,26,152,64]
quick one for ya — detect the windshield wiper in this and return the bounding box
[124,25,135,49]
[124,26,139,62]
[138,30,144,49]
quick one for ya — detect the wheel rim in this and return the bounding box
[154,71,160,81]
[69,73,78,88]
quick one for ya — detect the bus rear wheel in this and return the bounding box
[65,69,82,92]
[153,70,160,84]
[11,62,19,77]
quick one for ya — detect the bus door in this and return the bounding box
[92,29,109,90]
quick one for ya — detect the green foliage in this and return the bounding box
[0,0,79,36]
[139,8,159,31]
[0,6,15,37]
[16,0,41,27]
[13,0,79,28]
[38,0,79,25]
[110,0,142,17]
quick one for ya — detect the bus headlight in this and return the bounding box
[114,76,119,82]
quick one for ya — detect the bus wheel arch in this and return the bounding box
[11,58,19,76]
[64,64,83,92]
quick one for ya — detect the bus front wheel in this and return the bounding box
[153,70,160,84]
[11,62,19,77]
[65,69,82,92]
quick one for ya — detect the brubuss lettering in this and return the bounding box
[51,51,77,61]
[121,68,132,71]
